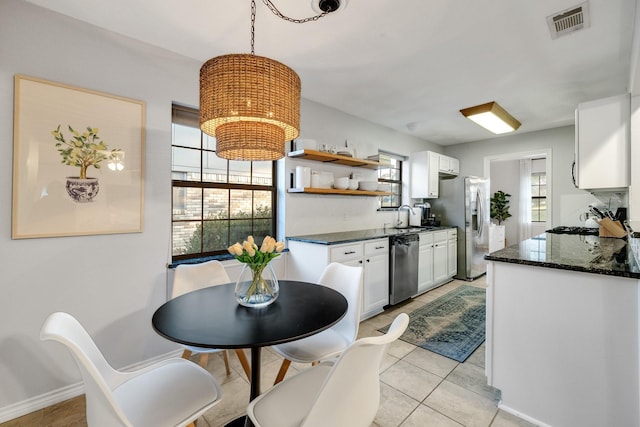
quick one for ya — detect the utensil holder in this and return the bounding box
[598,218,626,238]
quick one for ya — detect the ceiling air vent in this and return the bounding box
[546,2,590,39]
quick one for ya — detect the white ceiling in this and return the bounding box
[23,0,638,145]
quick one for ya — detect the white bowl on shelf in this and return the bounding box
[348,179,359,190]
[359,181,378,192]
[333,177,349,190]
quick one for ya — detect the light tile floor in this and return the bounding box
[1,278,537,427]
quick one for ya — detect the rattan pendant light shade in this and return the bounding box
[200,53,301,161]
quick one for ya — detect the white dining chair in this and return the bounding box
[272,262,363,384]
[172,260,251,379]
[40,312,222,427]
[247,312,409,427]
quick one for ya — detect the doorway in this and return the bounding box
[483,149,552,245]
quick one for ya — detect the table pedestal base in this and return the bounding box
[224,347,261,427]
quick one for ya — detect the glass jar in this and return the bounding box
[234,263,279,308]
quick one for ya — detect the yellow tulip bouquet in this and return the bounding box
[228,235,284,306]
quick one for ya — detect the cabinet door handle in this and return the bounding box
[344,250,356,255]
[366,259,370,262]
[375,246,385,249]
[359,260,363,264]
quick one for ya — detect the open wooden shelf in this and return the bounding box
[288,187,392,196]
[288,149,382,169]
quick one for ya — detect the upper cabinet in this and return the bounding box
[410,151,439,198]
[439,155,459,175]
[575,94,630,190]
[410,151,459,199]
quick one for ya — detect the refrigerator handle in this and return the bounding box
[476,189,483,238]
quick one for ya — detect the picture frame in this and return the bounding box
[12,75,145,239]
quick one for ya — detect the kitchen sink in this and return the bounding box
[393,227,424,233]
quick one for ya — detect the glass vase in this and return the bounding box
[234,263,279,308]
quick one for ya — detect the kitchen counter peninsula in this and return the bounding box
[485,232,639,427]
[287,225,452,245]
[485,232,640,278]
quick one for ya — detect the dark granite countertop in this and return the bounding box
[485,233,640,279]
[287,226,454,245]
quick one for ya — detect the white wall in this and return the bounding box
[0,0,194,417]
[281,101,440,238]
[442,125,613,228]
[0,0,439,419]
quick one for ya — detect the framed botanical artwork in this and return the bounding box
[12,75,145,239]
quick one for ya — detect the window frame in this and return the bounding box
[531,172,546,223]
[171,104,277,262]
[377,152,404,210]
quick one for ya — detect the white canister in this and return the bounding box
[295,166,311,188]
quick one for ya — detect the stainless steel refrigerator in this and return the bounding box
[430,176,490,280]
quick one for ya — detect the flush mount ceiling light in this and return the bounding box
[460,101,521,134]
[200,0,337,161]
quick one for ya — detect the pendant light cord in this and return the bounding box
[251,0,256,54]
[251,0,331,55]
[262,0,330,23]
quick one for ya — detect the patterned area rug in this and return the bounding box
[380,285,486,362]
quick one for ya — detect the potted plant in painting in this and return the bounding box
[489,190,511,251]
[52,125,121,203]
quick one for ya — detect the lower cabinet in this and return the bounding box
[288,229,456,312]
[287,238,389,320]
[417,228,456,296]
[447,228,458,278]
[433,231,449,284]
[418,232,434,294]
[362,240,390,316]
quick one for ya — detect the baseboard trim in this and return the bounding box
[0,383,83,423]
[498,402,552,427]
[0,350,182,423]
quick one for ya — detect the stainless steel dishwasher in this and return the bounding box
[389,233,419,305]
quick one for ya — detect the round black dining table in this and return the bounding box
[152,280,348,427]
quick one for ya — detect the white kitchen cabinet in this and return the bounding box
[418,232,434,294]
[417,228,456,295]
[433,231,449,284]
[451,158,459,174]
[410,151,439,198]
[447,228,458,278]
[575,93,630,190]
[438,155,459,176]
[410,151,460,198]
[362,240,389,315]
[287,238,389,320]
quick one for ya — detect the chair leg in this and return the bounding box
[199,353,209,369]
[234,349,251,380]
[222,350,231,375]
[182,349,192,359]
[274,358,292,385]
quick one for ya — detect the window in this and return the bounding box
[171,105,277,261]
[377,153,403,209]
[531,173,546,222]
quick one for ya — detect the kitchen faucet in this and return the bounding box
[396,204,415,228]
